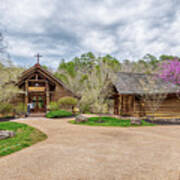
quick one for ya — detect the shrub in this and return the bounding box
[15,103,27,115]
[46,110,73,118]
[0,103,14,116]
[58,96,78,111]
[48,102,59,111]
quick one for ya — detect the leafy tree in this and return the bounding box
[74,52,96,72]
[102,55,121,72]
[55,61,87,96]
[139,54,159,72]
[42,65,48,70]
[42,65,54,72]
[159,55,178,61]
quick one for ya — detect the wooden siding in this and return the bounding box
[51,82,74,102]
[11,94,25,105]
[143,94,180,117]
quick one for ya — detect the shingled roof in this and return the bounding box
[18,63,77,97]
[113,72,180,95]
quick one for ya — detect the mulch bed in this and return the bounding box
[0,117,15,122]
[145,119,180,125]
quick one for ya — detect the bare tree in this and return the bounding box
[120,59,156,74]
[0,65,23,103]
[0,30,23,103]
[79,59,116,114]
[0,33,4,54]
[57,57,117,114]
[139,75,169,119]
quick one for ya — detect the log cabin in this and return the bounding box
[16,62,76,113]
[112,72,180,118]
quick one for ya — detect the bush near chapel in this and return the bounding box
[48,101,59,111]
[58,96,78,111]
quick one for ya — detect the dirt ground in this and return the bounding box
[1,117,180,180]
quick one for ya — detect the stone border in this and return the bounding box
[0,130,15,140]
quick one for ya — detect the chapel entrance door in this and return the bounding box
[29,94,46,112]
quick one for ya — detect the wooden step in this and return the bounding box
[28,113,46,117]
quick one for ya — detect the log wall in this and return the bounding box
[51,83,74,102]
[115,94,180,118]
[142,94,180,117]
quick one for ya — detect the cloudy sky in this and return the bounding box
[1,0,180,68]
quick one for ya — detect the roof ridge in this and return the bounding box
[18,64,78,97]
[116,72,155,76]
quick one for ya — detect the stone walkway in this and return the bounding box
[1,117,180,179]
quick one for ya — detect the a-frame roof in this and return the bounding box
[18,63,76,96]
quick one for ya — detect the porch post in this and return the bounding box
[114,94,119,115]
[133,95,136,116]
[121,95,123,115]
[122,95,126,115]
[25,80,28,108]
[46,81,50,111]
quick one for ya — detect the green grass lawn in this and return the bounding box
[0,122,47,157]
[70,116,155,127]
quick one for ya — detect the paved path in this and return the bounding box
[1,118,180,180]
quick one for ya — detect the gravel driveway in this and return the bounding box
[1,117,180,180]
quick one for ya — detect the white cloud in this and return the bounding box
[2,0,55,33]
[82,31,118,54]
[6,37,34,57]
[1,0,180,67]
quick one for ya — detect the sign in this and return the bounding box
[28,87,45,92]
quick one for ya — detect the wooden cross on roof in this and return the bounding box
[34,53,42,64]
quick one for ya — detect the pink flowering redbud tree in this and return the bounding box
[159,59,180,85]
[158,59,180,99]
